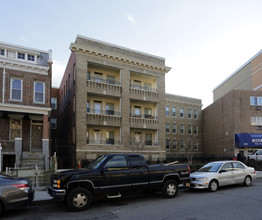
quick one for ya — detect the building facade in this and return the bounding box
[56,35,171,167]
[0,42,52,170]
[203,50,262,159]
[165,94,202,161]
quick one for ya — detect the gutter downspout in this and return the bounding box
[2,67,5,103]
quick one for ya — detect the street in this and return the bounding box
[2,179,262,220]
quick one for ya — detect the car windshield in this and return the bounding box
[198,162,223,172]
[89,155,107,169]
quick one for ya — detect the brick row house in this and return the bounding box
[0,42,52,170]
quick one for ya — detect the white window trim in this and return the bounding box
[10,78,23,102]
[34,81,45,104]
[51,97,57,109]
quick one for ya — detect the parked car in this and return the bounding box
[48,153,190,211]
[190,161,256,192]
[248,149,262,162]
[0,173,35,214]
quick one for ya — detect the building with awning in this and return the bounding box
[235,133,262,148]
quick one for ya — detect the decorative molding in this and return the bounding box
[0,103,51,115]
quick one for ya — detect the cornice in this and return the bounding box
[0,59,49,75]
[70,43,171,73]
[0,103,51,115]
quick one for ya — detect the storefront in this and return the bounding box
[235,133,262,156]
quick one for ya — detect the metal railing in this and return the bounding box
[87,139,122,145]
[0,140,15,152]
[87,109,121,116]
[87,76,121,86]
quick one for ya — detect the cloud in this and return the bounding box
[52,60,65,88]
[126,13,135,24]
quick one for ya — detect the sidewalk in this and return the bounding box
[33,171,262,203]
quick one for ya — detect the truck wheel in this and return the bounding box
[66,187,93,211]
[243,176,252,186]
[162,180,178,198]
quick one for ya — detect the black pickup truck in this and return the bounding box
[48,153,190,211]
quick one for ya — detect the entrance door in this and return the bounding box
[31,123,43,150]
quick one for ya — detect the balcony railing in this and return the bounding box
[130,84,157,93]
[130,114,158,120]
[87,76,121,86]
[87,139,121,145]
[87,109,121,116]
[0,140,15,152]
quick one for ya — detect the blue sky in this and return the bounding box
[2,0,262,108]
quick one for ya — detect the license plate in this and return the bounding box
[185,182,190,187]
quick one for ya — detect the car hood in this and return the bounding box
[190,172,217,178]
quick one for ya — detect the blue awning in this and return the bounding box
[235,133,262,148]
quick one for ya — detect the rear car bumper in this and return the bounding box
[47,186,66,198]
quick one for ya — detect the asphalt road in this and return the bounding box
[2,179,262,220]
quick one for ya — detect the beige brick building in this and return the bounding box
[203,50,262,159]
[0,42,52,170]
[165,94,202,161]
[57,35,171,166]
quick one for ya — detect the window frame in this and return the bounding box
[34,81,45,104]
[51,97,57,109]
[10,78,23,101]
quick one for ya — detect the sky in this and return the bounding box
[1,0,262,108]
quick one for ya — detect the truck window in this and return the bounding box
[128,155,147,168]
[104,155,128,170]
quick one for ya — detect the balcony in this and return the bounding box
[86,77,122,97]
[87,109,121,126]
[130,114,159,129]
[87,139,121,145]
[129,84,158,101]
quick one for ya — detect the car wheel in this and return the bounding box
[209,180,218,192]
[162,180,178,198]
[66,187,93,211]
[243,176,252,186]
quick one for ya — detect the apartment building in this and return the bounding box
[0,42,52,170]
[56,35,171,167]
[203,50,262,159]
[165,94,202,161]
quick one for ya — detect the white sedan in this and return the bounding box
[190,161,256,192]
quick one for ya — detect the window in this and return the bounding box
[166,139,170,150]
[172,107,176,116]
[166,123,170,133]
[188,140,192,150]
[128,155,147,168]
[250,96,262,106]
[0,49,4,56]
[94,72,103,82]
[172,124,177,134]
[166,106,170,116]
[134,106,141,116]
[180,141,184,150]
[51,118,57,129]
[106,75,115,84]
[188,125,192,135]
[106,131,114,145]
[94,101,102,114]
[10,119,22,139]
[144,83,151,91]
[104,155,127,169]
[180,108,184,118]
[94,130,101,144]
[51,97,57,109]
[145,133,152,145]
[86,129,89,144]
[34,82,45,103]
[180,125,184,134]
[194,140,199,150]
[188,109,192,118]
[86,101,90,112]
[17,52,25,60]
[145,108,152,118]
[87,71,91,80]
[10,78,22,101]
[251,116,262,126]
[27,54,35,61]
[194,109,198,119]
[194,125,198,134]
[134,80,141,89]
[172,140,177,150]
[106,103,114,115]
[232,162,245,169]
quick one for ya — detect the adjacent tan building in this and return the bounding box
[56,35,171,166]
[203,50,262,159]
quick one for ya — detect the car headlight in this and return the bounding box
[196,177,208,182]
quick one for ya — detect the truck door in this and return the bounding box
[127,155,149,191]
[101,155,131,194]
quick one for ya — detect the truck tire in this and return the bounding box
[66,187,93,211]
[162,180,178,198]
